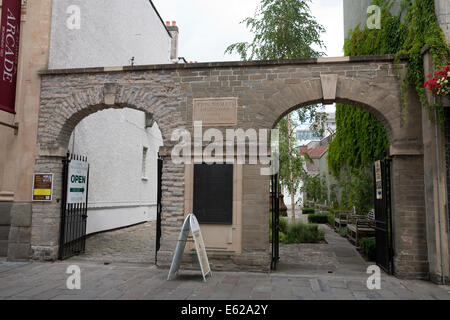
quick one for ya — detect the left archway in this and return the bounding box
[32,82,186,262]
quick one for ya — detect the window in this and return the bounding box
[193,164,233,225]
[141,147,148,179]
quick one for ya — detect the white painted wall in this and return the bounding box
[50,1,171,234]
[49,0,172,69]
[69,109,163,234]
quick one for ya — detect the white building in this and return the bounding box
[49,0,178,234]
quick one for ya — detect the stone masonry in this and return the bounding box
[32,55,429,279]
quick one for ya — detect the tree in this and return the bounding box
[225,0,326,221]
[225,0,326,60]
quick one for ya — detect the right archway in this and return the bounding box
[265,75,428,279]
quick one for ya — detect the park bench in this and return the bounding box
[315,203,330,214]
[334,210,352,229]
[347,209,375,247]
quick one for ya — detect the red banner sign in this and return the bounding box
[0,0,21,114]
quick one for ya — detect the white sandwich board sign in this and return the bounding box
[168,213,212,282]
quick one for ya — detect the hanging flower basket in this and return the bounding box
[424,65,450,107]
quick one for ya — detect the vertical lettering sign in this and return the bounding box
[0,0,21,114]
[67,160,89,204]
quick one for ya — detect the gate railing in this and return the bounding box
[155,156,163,264]
[374,152,393,274]
[59,153,90,260]
[271,173,280,270]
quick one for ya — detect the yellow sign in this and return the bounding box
[32,173,53,202]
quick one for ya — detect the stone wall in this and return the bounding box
[435,0,450,43]
[34,56,428,277]
[0,202,11,257]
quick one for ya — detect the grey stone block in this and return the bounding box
[0,226,10,240]
[7,243,31,261]
[10,203,32,227]
[0,202,12,225]
[8,226,31,244]
[0,240,8,257]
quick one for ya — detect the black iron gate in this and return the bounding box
[271,173,280,270]
[155,155,163,263]
[59,153,90,260]
[373,153,393,274]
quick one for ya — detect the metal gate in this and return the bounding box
[271,173,280,270]
[373,153,393,274]
[59,153,90,260]
[155,156,163,263]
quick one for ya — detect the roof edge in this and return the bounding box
[39,54,409,75]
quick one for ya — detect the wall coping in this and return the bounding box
[39,54,409,76]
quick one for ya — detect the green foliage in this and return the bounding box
[360,237,376,261]
[338,227,348,238]
[308,213,333,224]
[277,116,307,197]
[225,0,326,60]
[302,174,328,203]
[302,208,315,215]
[269,229,287,244]
[399,0,450,113]
[285,222,325,244]
[328,0,449,212]
[337,166,375,214]
[269,215,288,243]
[327,105,389,176]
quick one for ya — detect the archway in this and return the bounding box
[32,56,429,280]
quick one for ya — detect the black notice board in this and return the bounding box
[193,164,233,225]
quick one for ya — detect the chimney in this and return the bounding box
[166,21,179,62]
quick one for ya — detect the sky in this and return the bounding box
[152,0,343,117]
[152,0,344,62]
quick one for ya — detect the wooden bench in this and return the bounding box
[347,210,375,247]
[315,203,330,214]
[334,211,352,229]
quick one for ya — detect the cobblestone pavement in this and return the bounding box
[0,259,449,300]
[69,222,156,264]
[276,224,370,277]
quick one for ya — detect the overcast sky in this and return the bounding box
[152,0,341,118]
[152,0,344,62]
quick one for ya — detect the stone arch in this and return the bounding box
[32,81,186,261]
[264,76,403,146]
[37,83,184,153]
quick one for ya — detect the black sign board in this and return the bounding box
[193,164,233,225]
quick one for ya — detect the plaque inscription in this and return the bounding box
[193,98,238,126]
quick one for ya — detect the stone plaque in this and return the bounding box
[193,98,238,126]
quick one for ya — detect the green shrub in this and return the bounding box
[302,208,315,215]
[338,227,348,238]
[285,222,325,244]
[327,213,334,226]
[269,215,288,234]
[269,229,287,244]
[308,213,334,224]
[269,215,288,243]
[360,237,376,261]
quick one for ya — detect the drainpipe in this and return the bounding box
[433,97,446,285]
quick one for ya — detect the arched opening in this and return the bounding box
[63,107,164,264]
[270,96,394,276]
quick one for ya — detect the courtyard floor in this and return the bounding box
[0,258,449,300]
[0,218,449,300]
[72,221,156,264]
